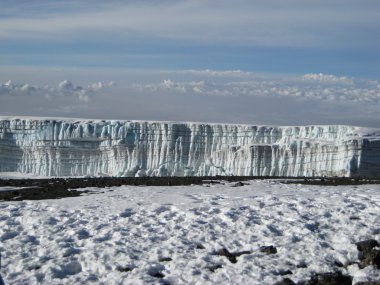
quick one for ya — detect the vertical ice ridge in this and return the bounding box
[0,118,379,177]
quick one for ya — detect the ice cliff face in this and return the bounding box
[0,117,379,177]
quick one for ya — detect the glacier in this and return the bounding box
[0,117,379,177]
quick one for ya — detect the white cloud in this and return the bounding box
[302,73,353,84]
[133,80,207,95]
[88,81,115,91]
[0,79,114,102]
[131,72,380,103]
[179,69,250,78]
[162,80,174,89]
[0,69,379,128]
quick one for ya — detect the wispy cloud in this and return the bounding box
[1,1,379,77]
[0,0,379,49]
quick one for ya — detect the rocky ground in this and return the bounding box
[1,176,379,201]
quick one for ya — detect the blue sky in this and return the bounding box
[1,0,379,77]
[0,0,379,126]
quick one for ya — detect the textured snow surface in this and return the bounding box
[1,181,380,285]
[1,117,380,177]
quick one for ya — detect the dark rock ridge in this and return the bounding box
[0,176,255,201]
[1,176,380,201]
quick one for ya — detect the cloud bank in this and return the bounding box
[0,80,115,102]
[132,72,380,103]
[0,69,379,128]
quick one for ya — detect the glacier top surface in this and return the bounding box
[1,115,379,139]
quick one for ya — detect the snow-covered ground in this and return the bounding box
[1,180,380,284]
[0,172,50,180]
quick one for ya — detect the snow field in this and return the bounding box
[1,181,380,284]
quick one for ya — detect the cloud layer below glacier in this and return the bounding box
[0,80,114,102]
[0,68,379,127]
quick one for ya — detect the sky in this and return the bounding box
[0,0,379,127]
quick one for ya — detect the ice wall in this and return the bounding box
[0,117,379,177]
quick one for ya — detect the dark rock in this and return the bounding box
[215,248,237,263]
[116,266,133,272]
[362,250,380,268]
[334,260,344,267]
[304,272,352,285]
[207,264,223,272]
[28,265,41,271]
[147,265,165,279]
[279,270,293,276]
[234,250,252,257]
[0,176,254,201]
[356,239,379,253]
[196,243,205,250]
[150,272,165,278]
[349,216,360,220]
[232,181,246,187]
[274,278,296,285]
[213,248,252,264]
[259,245,277,254]
[355,280,380,285]
[356,239,380,268]
[2,176,380,201]
[158,257,172,262]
